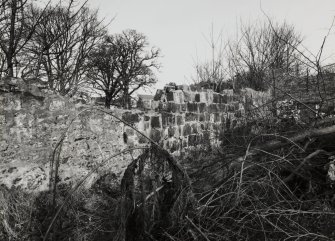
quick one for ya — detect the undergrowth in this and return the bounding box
[1,115,335,240]
[0,183,120,241]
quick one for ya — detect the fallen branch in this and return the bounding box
[284,149,329,183]
[254,125,335,153]
[185,215,211,241]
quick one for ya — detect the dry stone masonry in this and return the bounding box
[0,80,270,191]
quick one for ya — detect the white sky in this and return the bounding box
[86,0,335,93]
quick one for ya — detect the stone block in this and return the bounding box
[220,94,228,104]
[169,140,180,152]
[173,90,184,104]
[168,126,175,137]
[234,110,242,118]
[208,104,218,113]
[150,129,161,142]
[199,113,205,122]
[155,102,163,111]
[213,93,219,103]
[203,131,210,143]
[195,93,200,102]
[162,113,175,127]
[191,123,198,134]
[166,102,179,113]
[200,92,207,103]
[176,115,184,125]
[207,90,213,104]
[183,124,192,136]
[209,113,215,122]
[198,103,207,112]
[190,92,196,102]
[151,116,161,128]
[188,134,199,146]
[187,102,198,112]
[167,92,174,101]
[226,117,231,129]
[180,104,187,112]
[183,91,192,102]
[228,104,235,112]
[221,114,226,124]
[186,112,198,122]
[122,112,140,124]
[182,138,188,148]
[144,122,150,130]
[234,102,240,110]
[214,113,221,122]
[218,103,226,112]
[205,113,211,122]
[173,126,181,138]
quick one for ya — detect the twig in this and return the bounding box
[43,147,148,241]
[185,215,211,241]
[284,149,329,183]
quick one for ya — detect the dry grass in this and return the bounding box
[2,103,335,241]
[0,183,120,241]
[1,133,335,241]
[0,186,38,240]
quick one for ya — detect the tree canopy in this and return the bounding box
[87,29,160,108]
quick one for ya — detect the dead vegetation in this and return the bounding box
[1,15,335,241]
[1,101,335,241]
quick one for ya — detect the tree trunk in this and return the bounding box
[105,92,111,109]
[123,86,131,109]
[7,0,17,77]
[6,54,14,77]
[271,69,277,117]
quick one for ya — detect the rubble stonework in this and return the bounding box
[0,81,270,191]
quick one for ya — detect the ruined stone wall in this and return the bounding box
[137,88,246,153]
[274,73,335,121]
[276,73,335,104]
[0,86,270,191]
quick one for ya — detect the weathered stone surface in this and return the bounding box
[198,103,207,112]
[167,92,174,101]
[151,116,161,128]
[1,83,274,191]
[122,112,140,124]
[213,93,219,103]
[187,102,198,112]
[162,113,175,127]
[195,93,200,102]
[185,112,198,122]
[150,128,161,142]
[183,124,192,136]
[168,126,175,137]
[199,113,205,122]
[176,115,184,125]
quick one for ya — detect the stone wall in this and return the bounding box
[0,85,270,191]
[274,73,335,121]
[276,73,335,104]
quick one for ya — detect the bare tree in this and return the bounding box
[0,0,49,77]
[227,21,302,90]
[22,1,106,96]
[87,29,160,108]
[191,25,230,91]
[0,48,6,78]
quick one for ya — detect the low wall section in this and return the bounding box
[0,87,269,191]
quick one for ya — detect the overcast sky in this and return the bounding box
[86,0,335,93]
